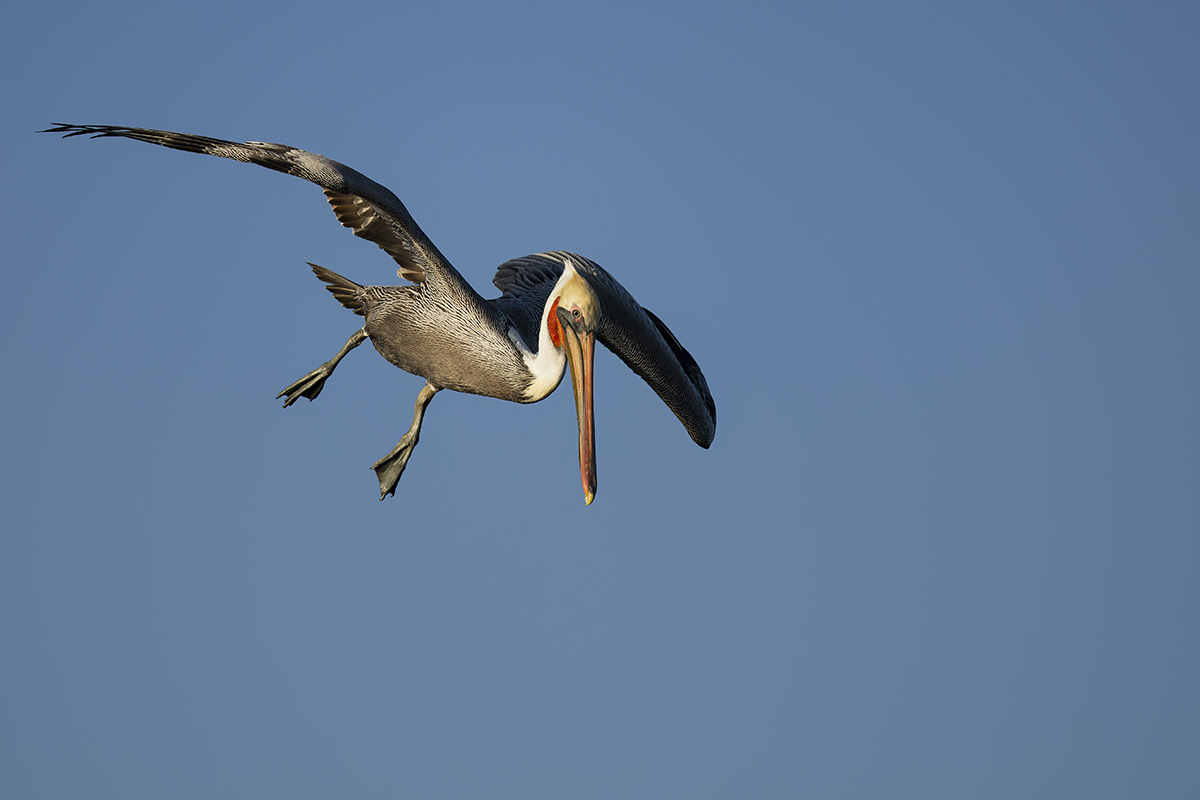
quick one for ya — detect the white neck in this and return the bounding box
[509,264,577,402]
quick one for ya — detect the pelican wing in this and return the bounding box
[42,123,466,291]
[494,252,716,448]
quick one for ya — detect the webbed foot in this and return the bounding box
[276,327,367,408]
[277,364,333,406]
[372,382,440,501]
[372,434,419,499]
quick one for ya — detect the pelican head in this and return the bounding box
[549,265,600,504]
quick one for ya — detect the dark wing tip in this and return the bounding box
[643,307,717,447]
[40,123,123,139]
[39,123,84,136]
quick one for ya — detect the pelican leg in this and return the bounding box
[277,327,368,407]
[373,382,440,500]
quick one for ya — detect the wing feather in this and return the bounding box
[42,123,469,294]
[322,190,425,283]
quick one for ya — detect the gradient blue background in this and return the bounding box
[4,1,1198,797]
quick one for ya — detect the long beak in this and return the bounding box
[560,319,597,505]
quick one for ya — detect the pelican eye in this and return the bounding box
[572,308,582,320]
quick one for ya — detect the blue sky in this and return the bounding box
[3,1,1198,797]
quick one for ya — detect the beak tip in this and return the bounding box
[584,491,595,506]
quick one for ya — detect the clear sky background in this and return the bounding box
[3,1,1197,797]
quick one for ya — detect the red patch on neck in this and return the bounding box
[547,296,563,347]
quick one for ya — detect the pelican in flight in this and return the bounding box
[43,124,716,504]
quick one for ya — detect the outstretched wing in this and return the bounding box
[494,252,716,448]
[42,123,467,292]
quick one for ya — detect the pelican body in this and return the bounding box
[43,124,716,503]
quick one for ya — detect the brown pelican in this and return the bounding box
[42,124,716,504]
